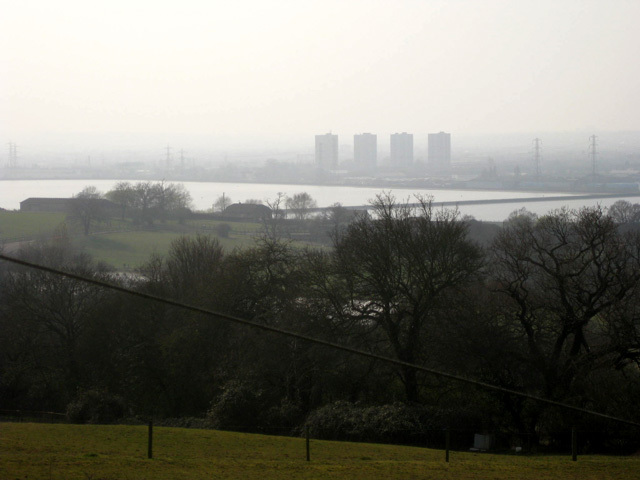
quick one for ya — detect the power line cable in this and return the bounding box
[1,252,639,428]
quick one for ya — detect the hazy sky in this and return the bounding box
[2,0,639,149]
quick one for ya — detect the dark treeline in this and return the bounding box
[2,196,640,451]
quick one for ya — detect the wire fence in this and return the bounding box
[2,409,637,459]
[0,409,67,424]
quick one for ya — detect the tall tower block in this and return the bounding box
[390,132,413,166]
[315,133,338,170]
[354,133,377,168]
[428,132,451,172]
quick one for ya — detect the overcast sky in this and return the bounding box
[2,0,639,150]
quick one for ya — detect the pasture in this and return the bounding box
[1,423,638,480]
[75,229,256,269]
[0,211,67,241]
[0,210,263,268]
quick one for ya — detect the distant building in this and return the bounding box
[390,133,413,166]
[20,197,118,214]
[20,198,71,213]
[428,132,451,172]
[222,203,272,221]
[354,133,377,168]
[315,133,338,170]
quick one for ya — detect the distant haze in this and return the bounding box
[2,1,640,153]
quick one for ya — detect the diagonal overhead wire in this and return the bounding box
[1,252,639,428]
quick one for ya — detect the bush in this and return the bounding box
[206,380,264,430]
[66,389,129,424]
[359,403,431,444]
[262,398,304,434]
[302,401,485,447]
[215,223,232,238]
[303,401,442,444]
[303,401,360,441]
[156,417,211,429]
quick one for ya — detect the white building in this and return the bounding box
[390,132,413,166]
[428,132,451,172]
[315,133,338,170]
[354,133,377,168]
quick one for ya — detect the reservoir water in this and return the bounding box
[1,179,638,221]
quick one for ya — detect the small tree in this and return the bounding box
[263,192,288,240]
[214,193,232,213]
[132,181,158,225]
[106,182,137,220]
[152,181,192,223]
[286,192,317,221]
[216,223,232,238]
[608,200,640,224]
[122,181,192,225]
[69,186,107,235]
[324,202,352,232]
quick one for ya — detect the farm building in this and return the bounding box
[20,197,119,214]
[20,198,73,213]
[222,203,272,221]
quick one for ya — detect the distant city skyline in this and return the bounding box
[3,0,640,157]
[5,129,640,169]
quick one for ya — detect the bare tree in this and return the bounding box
[154,234,226,299]
[324,202,354,233]
[106,182,137,220]
[112,181,191,225]
[2,231,109,395]
[124,182,156,225]
[69,186,107,235]
[151,181,192,223]
[214,193,232,212]
[607,200,640,224]
[490,206,640,401]
[311,193,483,402]
[286,192,317,221]
[262,192,288,240]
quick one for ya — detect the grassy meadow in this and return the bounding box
[0,211,67,241]
[0,210,264,269]
[1,423,638,480]
[75,229,258,269]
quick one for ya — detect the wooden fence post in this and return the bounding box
[445,428,450,463]
[148,420,153,459]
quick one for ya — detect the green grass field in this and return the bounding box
[1,423,638,480]
[0,211,67,241]
[0,210,265,268]
[190,218,263,233]
[75,230,257,270]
